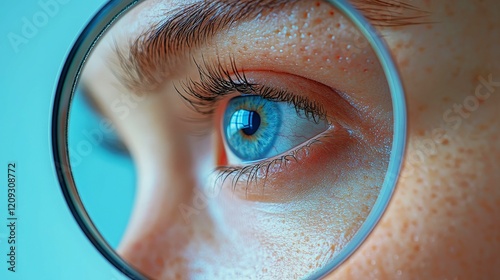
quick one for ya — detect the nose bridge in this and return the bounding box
[114,89,203,278]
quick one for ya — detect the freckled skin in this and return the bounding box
[79,0,500,279]
[329,1,500,279]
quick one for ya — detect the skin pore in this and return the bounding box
[79,0,500,279]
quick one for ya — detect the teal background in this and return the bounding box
[0,0,130,279]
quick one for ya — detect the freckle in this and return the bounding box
[314,18,322,25]
[446,197,458,206]
[417,104,428,112]
[399,58,409,68]
[401,221,409,234]
[425,66,433,73]
[315,1,321,7]
[303,12,308,19]
[413,244,420,252]
[418,47,426,53]
[336,23,340,28]
[445,4,455,16]
[480,201,494,214]
[442,96,451,103]
[478,124,488,131]
[430,193,437,199]
[442,139,449,145]
[417,129,425,136]
[425,24,433,30]
[329,10,335,16]
[416,178,423,183]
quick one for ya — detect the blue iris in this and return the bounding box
[224,95,281,161]
[223,95,329,163]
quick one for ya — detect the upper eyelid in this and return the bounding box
[114,0,428,95]
[175,56,328,123]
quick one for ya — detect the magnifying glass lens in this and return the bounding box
[54,0,406,279]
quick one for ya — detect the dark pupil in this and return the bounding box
[241,110,261,136]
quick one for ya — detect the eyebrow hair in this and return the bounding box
[116,0,427,92]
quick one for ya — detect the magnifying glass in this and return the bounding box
[52,0,406,279]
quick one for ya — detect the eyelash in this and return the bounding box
[176,56,334,192]
[175,56,327,122]
[214,136,332,193]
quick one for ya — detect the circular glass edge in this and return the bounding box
[307,0,407,279]
[51,1,147,279]
[50,1,408,280]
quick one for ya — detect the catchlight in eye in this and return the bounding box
[222,95,329,163]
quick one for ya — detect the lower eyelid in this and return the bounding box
[213,123,353,202]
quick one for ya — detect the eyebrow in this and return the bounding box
[116,0,427,92]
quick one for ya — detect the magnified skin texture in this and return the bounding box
[331,1,500,279]
[82,1,391,278]
[78,0,500,279]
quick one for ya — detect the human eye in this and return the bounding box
[221,94,329,163]
[175,58,342,193]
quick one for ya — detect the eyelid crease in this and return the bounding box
[115,0,429,94]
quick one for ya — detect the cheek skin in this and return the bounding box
[216,161,384,278]
[328,1,500,279]
[214,123,389,278]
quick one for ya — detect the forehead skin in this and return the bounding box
[330,0,500,279]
